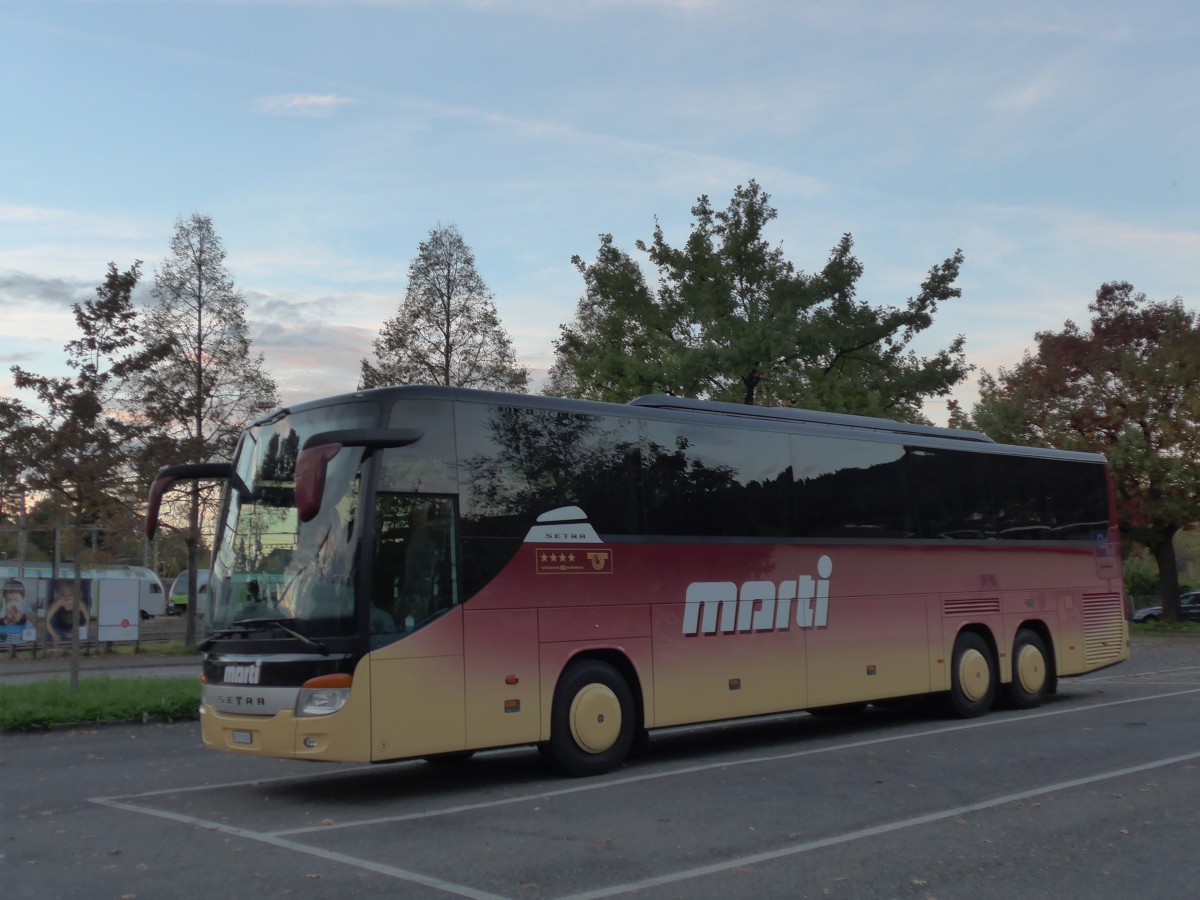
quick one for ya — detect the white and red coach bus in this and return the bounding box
[146,386,1128,775]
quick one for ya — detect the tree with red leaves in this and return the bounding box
[970,282,1200,621]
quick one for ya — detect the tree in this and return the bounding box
[360,224,529,392]
[133,215,278,647]
[969,282,1200,621]
[7,262,168,687]
[0,399,27,538]
[548,181,968,422]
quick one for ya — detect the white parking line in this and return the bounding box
[89,684,1200,899]
[89,794,509,900]
[1086,663,1200,681]
[557,747,1200,900]
[269,685,1200,835]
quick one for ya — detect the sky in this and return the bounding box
[2,0,1198,425]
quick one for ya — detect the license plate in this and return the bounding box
[232,730,253,745]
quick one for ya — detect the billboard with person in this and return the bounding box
[46,578,93,644]
[1,578,36,644]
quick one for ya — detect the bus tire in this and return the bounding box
[948,631,996,718]
[1007,629,1050,710]
[545,659,635,777]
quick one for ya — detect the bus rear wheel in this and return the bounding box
[1007,629,1050,710]
[948,631,996,718]
[544,659,635,777]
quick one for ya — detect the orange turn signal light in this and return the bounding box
[302,673,353,689]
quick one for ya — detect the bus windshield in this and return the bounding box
[207,401,378,636]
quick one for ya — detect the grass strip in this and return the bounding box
[1130,621,1200,634]
[0,675,201,730]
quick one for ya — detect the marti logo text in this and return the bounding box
[224,661,262,685]
[683,555,833,636]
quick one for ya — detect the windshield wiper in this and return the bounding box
[199,626,249,652]
[235,617,329,654]
[201,617,329,655]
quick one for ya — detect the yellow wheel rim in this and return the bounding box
[569,683,622,755]
[958,648,990,702]
[1016,643,1046,695]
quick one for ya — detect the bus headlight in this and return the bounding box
[295,673,352,717]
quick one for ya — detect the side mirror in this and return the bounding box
[145,463,237,539]
[295,444,343,523]
[295,428,423,522]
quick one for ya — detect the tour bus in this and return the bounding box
[145,386,1128,776]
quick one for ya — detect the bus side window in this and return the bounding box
[372,495,457,636]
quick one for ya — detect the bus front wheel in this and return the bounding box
[544,659,635,777]
[1007,629,1050,710]
[948,631,996,718]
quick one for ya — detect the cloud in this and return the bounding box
[251,93,355,117]
[242,286,396,330]
[0,346,45,368]
[251,319,373,407]
[0,203,71,224]
[0,271,87,311]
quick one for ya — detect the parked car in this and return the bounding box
[1132,591,1200,623]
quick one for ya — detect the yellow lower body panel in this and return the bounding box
[199,663,375,762]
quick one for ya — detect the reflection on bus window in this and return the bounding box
[204,400,378,635]
[371,495,457,645]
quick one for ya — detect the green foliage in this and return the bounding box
[0,400,27,526]
[548,181,968,422]
[970,282,1200,621]
[1123,554,1159,597]
[9,263,166,518]
[1129,620,1200,634]
[0,676,200,730]
[5,262,172,679]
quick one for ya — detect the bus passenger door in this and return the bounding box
[367,494,467,761]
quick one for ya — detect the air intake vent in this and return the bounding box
[943,597,1001,617]
[1082,593,1125,667]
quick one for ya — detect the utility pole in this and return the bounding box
[18,484,28,573]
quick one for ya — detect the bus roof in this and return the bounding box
[628,394,995,444]
[277,385,985,440]
[265,385,1112,463]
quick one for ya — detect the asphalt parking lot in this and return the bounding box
[2,632,1198,899]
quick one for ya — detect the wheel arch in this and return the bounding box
[544,647,647,741]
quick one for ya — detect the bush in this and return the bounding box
[1124,555,1159,598]
[0,676,200,730]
